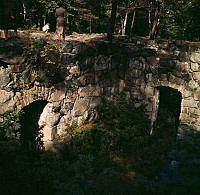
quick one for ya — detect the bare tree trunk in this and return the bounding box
[122,10,128,35]
[107,0,118,41]
[148,8,151,37]
[149,2,161,39]
[89,18,92,33]
[150,89,160,135]
[43,15,46,26]
[122,0,131,36]
[120,18,123,34]
[129,9,136,36]
[150,17,160,38]
[22,3,26,20]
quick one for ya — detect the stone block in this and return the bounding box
[78,86,101,97]
[180,115,192,123]
[69,66,80,76]
[0,90,14,104]
[0,68,10,89]
[56,114,72,136]
[173,77,184,85]
[193,88,200,100]
[193,72,200,81]
[0,98,15,114]
[42,125,57,141]
[94,55,110,71]
[146,56,158,66]
[77,73,96,86]
[192,124,200,131]
[8,64,25,73]
[189,108,200,116]
[181,62,190,72]
[191,63,199,71]
[49,90,66,102]
[82,56,95,70]
[89,97,101,109]
[39,103,61,127]
[159,74,168,81]
[183,90,192,99]
[181,107,189,114]
[65,91,77,102]
[188,80,199,90]
[182,99,198,108]
[130,69,142,78]
[145,86,154,97]
[146,103,153,111]
[119,80,125,92]
[72,98,90,117]
[190,52,200,64]
[63,102,74,111]
[146,73,153,82]
[129,59,140,69]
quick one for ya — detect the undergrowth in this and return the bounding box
[0,93,178,195]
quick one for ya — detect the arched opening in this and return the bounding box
[20,100,48,150]
[154,86,182,139]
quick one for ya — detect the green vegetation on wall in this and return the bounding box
[0,111,23,140]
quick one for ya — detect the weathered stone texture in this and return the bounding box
[0,68,10,89]
[190,52,200,64]
[1,36,200,144]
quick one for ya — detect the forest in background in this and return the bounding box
[19,0,200,41]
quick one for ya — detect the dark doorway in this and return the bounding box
[154,87,182,139]
[20,100,48,150]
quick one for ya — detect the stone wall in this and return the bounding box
[0,35,200,145]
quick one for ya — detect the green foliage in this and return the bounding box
[98,94,150,136]
[0,111,23,140]
[60,93,150,158]
[0,93,181,194]
[0,141,156,195]
[37,39,64,83]
[13,0,200,40]
[23,0,110,33]
[159,0,200,41]
[21,35,64,87]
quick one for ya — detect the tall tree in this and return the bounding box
[159,0,195,40]
[149,0,162,39]
[107,0,118,41]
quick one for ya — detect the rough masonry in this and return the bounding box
[0,34,200,146]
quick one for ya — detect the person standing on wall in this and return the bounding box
[55,2,69,41]
[0,0,23,39]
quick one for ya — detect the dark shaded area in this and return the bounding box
[159,126,200,195]
[154,86,182,138]
[20,100,48,150]
[1,93,200,195]
[132,8,149,37]
[0,38,25,65]
[158,58,177,74]
[1,125,200,195]
[0,0,23,30]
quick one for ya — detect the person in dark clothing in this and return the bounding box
[0,0,23,39]
[55,4,68,41]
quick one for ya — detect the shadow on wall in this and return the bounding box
[20,100,48,150]
[154,86,182,138]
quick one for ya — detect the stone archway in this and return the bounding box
[153,86,182,138]
[20,100,48,150]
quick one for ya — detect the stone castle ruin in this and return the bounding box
[0,34,200,147]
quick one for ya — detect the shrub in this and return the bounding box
[0,111,23,140]
[60,93,150,159]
